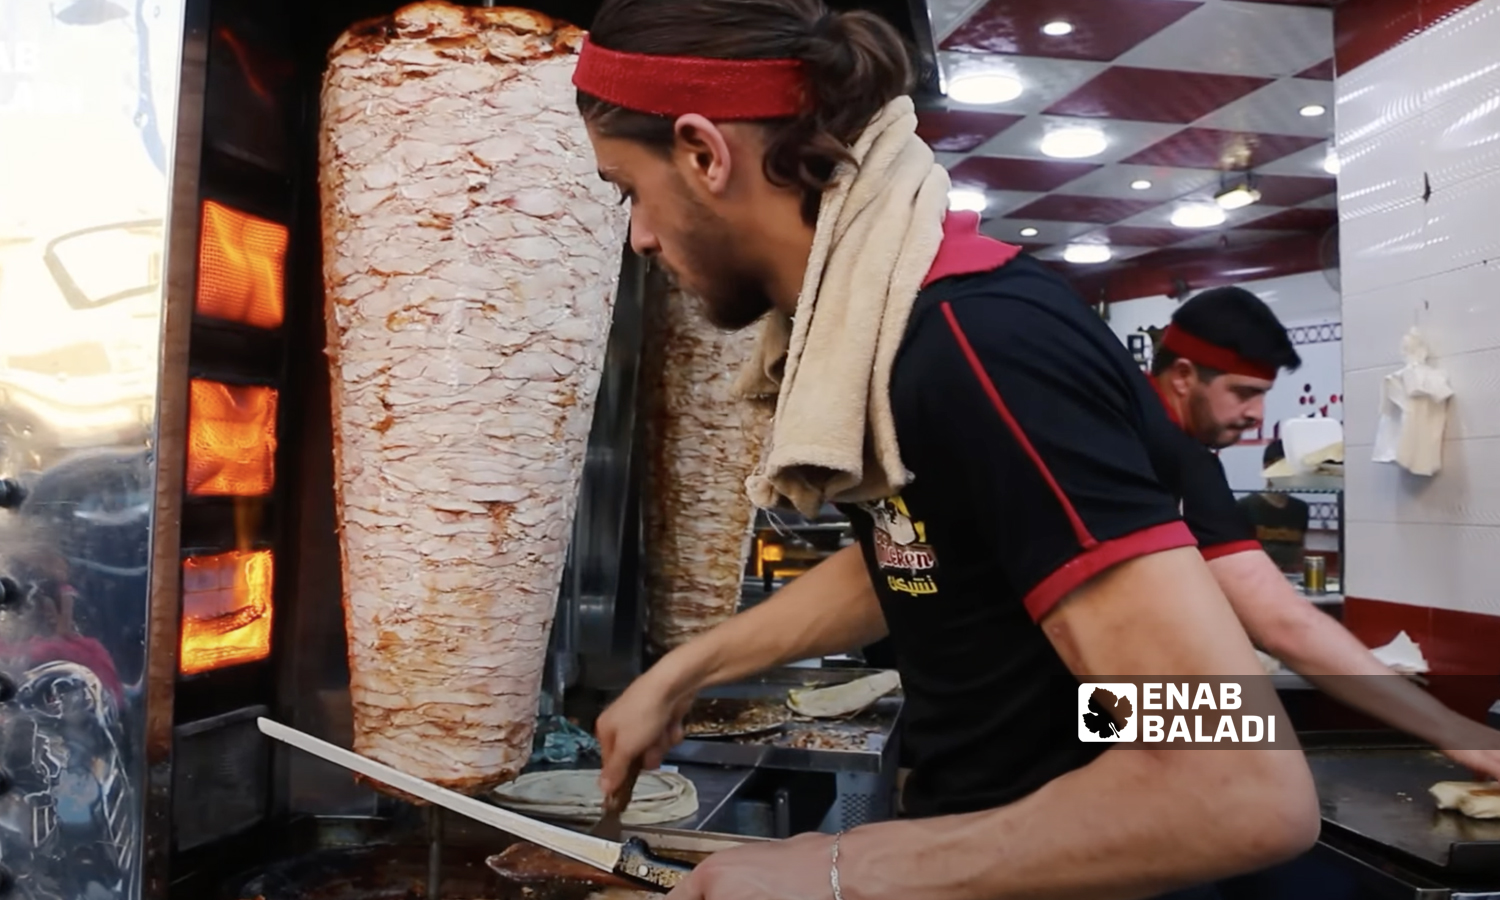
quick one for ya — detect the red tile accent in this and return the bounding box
[1296,58,1337,80]
[1089,226,1198,248]
[1335,0,1423,74]
[1343,598,1500,723]
[1345,597,1500,679]
[1241,207,1339,231]
[1062,232,1324,302]
[948,156,1101,193]
[917,110,1024,153]
[1008,194,1161,223]
[1046,68,1272,123]
[1251,174,1339,207]
[1125,128,1324,169]
[942,0,1202,61]
[1342,597,1436,652]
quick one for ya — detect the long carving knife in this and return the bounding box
[256,718,692,891]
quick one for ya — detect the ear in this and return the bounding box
[672,113,733,195]
[1167,357,1198,393]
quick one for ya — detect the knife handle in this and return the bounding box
[616,837,695,890]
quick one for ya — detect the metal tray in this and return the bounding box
[1304,732,1500,881]
[217,815,765,900]
[664,667,902,775]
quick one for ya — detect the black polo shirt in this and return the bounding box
[841,254,1252,818]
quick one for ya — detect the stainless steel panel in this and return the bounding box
[172,706,270,852]
[0,2,191,899]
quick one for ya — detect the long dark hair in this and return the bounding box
[577,0,914,223]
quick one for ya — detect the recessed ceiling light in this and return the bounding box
[1042,20,1074,36]
[1020,227,1040,237]
[1171,204,1228,229]
[1300,104,1328,117]
[947,73,1024,105]
[1323,147,1341,175]
[1064,244,1112,264]
[1131,179,1153,190]
[1040,127,1108,159]
[1215,183,1262,210]
[948,188,988,213]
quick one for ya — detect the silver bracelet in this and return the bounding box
[830,830,846,900]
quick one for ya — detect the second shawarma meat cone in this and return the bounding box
[641,275,772,650]
[320,1,627,791]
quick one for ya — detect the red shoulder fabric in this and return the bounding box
[921,211,1022,289]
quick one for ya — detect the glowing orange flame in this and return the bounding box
[197,200,287,329]
[180,549,273,675]
[187,379,278,497]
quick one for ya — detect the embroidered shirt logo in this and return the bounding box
[863,496,939,596]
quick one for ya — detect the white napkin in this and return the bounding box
[1373,328,1453,477]
[1370,630,1430,674]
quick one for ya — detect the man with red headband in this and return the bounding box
[571,1,1321,898]
[1151,289,1500,789]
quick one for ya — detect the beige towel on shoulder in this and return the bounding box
[737,97,951,517]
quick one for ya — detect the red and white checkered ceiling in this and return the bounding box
[920,0,1338,273]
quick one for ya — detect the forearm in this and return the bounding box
[843,745,1316,900]
[1211,552,1475,747]
[648,545,886,699]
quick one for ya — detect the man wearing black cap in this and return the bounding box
[1150,287,1500,780]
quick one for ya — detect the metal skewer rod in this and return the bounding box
[427,805,443,899]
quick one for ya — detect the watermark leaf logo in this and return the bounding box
[1078,683,1138,742]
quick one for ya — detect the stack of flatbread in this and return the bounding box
[491,770,698,825]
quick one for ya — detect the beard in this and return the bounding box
[667,191,774,331]
[1188,391,1257,450]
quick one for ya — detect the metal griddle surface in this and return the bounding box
[1307,739,1500,878]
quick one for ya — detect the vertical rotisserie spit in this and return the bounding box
[641,281,771,650]
[320,0,627,791]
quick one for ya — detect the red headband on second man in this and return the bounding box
[1161,324,1279,380]
[572,37,809,120]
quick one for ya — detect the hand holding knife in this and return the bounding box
[256,718,693,891]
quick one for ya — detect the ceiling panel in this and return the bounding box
[1119,1,1335,77]
[1250,174,1339,206]
[943,0,1203,60]
[1191,77,1337,136]
[917,110,1025,151]
[1123,127,1325,169]
[928,0,1338,282]
[975,114,1185,164]
[1009,194,1164,223]
[948,155,1103,191]
[1046,67,1271,122]
[937,52,1109,115]
[1237,207,1340,230]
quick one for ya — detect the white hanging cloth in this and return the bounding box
[1372,328,1453,477]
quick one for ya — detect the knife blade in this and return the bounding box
[590,757,642,841]
[256,717,693,890]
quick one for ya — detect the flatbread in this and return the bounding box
[490,770,698,825]
[787,671,901,719]
[1430,780,1500,819]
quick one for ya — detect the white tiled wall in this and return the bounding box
[1338,0,1500,618]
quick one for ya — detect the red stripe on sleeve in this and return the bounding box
[1201,540,1264,562]
[1023,522,1198,621]
[941,301,1097,550]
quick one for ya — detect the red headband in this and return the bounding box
[572,37,809,120]
[1161,324,1279,381]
